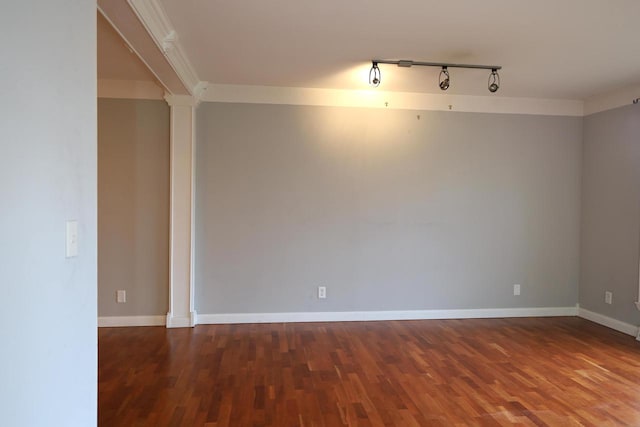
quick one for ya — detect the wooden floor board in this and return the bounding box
[99,317,640,426]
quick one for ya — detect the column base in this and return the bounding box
[166,311,197,328]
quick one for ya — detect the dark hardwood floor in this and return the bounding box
[99,317,640,426]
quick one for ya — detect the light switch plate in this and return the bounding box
[66,220,78,258]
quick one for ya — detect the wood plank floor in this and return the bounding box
[99,317,640,426]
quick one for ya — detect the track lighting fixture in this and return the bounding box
[488,69,500,93]
[369,61,381,87]
[369,59,502,93]
[439,67,450,91]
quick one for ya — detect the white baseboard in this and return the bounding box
[197,306,578,325]
[166,311,197,328]
[578,307,639,337]
[101,307,638,335]
[98,315,165,327]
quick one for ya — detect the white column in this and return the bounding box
[165,94,197,328]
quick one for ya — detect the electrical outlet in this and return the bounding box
[318,286,326,299]
[116,290,126,303]
[605,291,612,305]
[513,284,521,296]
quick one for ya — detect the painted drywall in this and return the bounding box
[98,98,170,317]
[580,104,640,325]
[98,79,165,100]
[195,103,582,315]
[0,1,96,426]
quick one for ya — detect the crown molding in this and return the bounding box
[584,83,640,116]
[193,81,210,100]
[200,84,584,116]
[127,0,202,95]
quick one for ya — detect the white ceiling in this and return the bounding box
[158,0,640,100]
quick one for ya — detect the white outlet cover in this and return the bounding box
[116,290,126,303]
[513,284,521,296]
[318,286,326,299]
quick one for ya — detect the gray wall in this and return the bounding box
[580,104,640,325]
[98,98,170,317]
[0,1,97,426]
[195,103,582,314]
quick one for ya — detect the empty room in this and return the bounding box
[3,0,640,426]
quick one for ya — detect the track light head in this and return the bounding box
[369,61,381,87]
[488,69,500,93]
[439,67,450,91]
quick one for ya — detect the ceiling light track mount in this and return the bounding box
[369,59,502,92]
[374,59,502,71]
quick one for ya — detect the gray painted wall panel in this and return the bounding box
[580,105,640,325]
[0,1,97,425]
[195,103,582,314]
[98,99,170,317]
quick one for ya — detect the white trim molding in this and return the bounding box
[189,95,198,329]
[584,83,640,116]
[128,0,201,94]
[635,258,640,314]
[202,84,584,116]
[166,311,197,328]
[97,6,175,95]
[164,93,199,107]
[165,97,196,328]
[578,307,639,337]
[197,306,578,325]
[98,315,165,327]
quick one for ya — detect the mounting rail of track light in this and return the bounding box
[369,59,502,93]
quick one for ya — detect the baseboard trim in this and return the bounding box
[166,311,197,328]
[98,315,165,327]
[197,306,578,325]
[101,307,640,332]
[577,307,639,337]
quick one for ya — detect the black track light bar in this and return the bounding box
[373,59,502,71]
[369,59,503,92]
